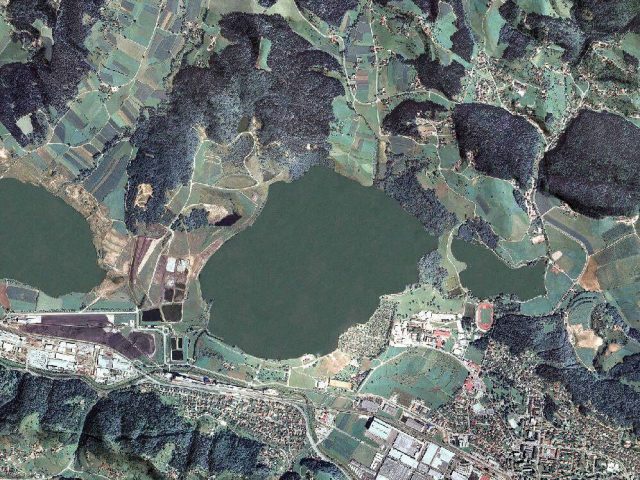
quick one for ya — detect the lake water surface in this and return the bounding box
[451,238,546,301]
[0,178,103,297]
[201,167,437,359]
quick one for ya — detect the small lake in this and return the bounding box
[451,238,546,301]
[0,178,104,297]
[201,167,437,359]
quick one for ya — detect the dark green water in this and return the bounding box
[0,178,104,297]
[451,238,546,301]
[201,167,437,359]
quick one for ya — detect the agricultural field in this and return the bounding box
[360,349,469,409]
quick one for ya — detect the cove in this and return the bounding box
[201,167,437,359]
[451,238,546,301]
[0,178,104,297]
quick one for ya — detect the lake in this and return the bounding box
[200,167,437,359]
[0,178,104,297]
[451,238,546,301]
